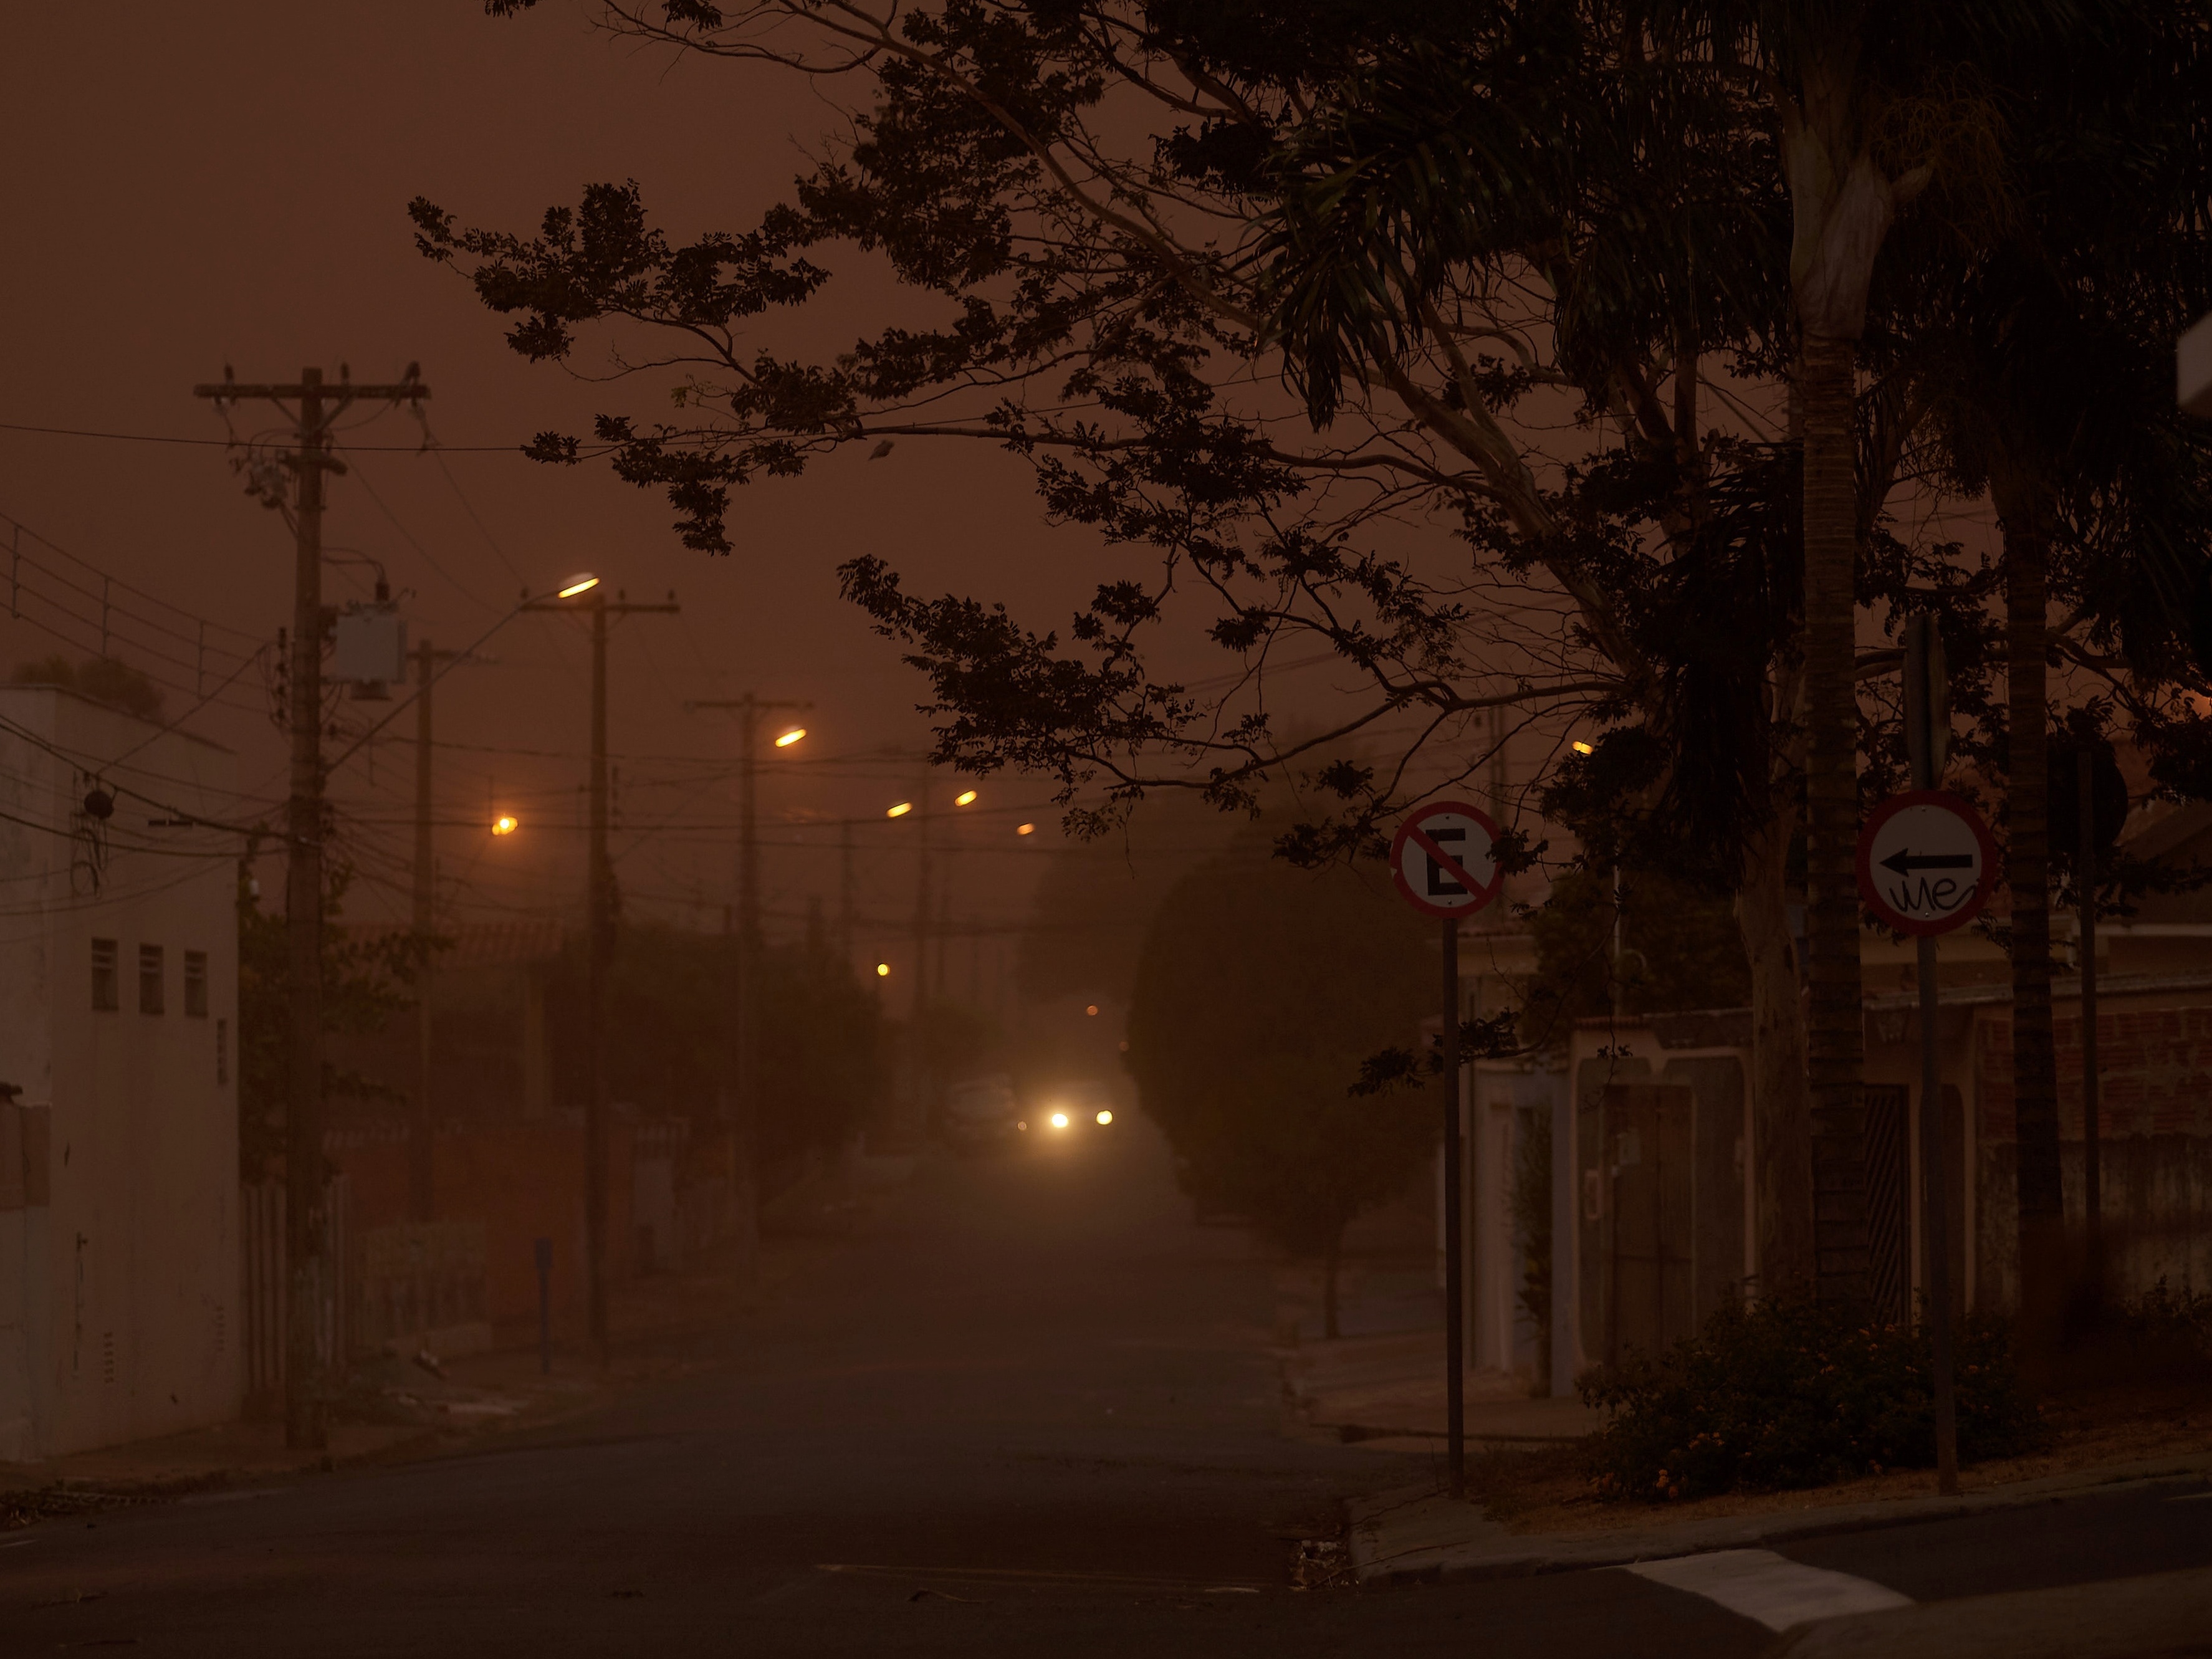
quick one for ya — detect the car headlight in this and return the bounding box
[1096,1110,1113,1126]
[1050,1111,1069,1129]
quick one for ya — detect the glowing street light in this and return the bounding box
[1017,822,1035,836]
[1572,740,1594,755]
[775,727,806,748]
[954,789,978,806]
[556,573,601,600]
[875,962,891,977]
[886,801,912,818]
[491,814,520,836]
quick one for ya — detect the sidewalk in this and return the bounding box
[1273,1260,1601,1451]
[1344,1450,2212,1587]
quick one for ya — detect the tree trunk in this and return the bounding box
[1798,331,1870,1304]
[1739,805,1814,1294]
[1998,482,2064,1329]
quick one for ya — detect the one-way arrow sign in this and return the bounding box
[1857,791,1996,937]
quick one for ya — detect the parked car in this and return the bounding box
[941,1074,1023,1154]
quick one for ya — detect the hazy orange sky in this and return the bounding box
[0,2,1171,983]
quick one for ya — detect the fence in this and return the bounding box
[351,1220,489,1355]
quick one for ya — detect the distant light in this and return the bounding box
[1572,740,1594,755]
[775,727,806,748]
[555,573,600,600]
[1017,1121,1028,1132]
[875,962,891,977]
[1050,1112,1070,1130]
[491,815,519,836]
[1017,823,1035,836]
[1086,1003,1099,1016]
[886,801,912,818]
[955,789,977,806]
[1095,1110,1113,1126]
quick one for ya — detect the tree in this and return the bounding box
[421,0,1814,1258]
[1884,6,2212,1316]
[1126,835,1432,1337]
[238,856,435,1181]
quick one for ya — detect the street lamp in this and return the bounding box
[887,801,913,818]
[1017,822,1035,836]
[955,789,978,806]
[775,727,806,748]
[557,573,602,599]
[491,814,519,836]
[876,962,891,977]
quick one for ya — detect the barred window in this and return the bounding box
[91,938,118,1011]
[183,950,209,1018]
[139,944,164,1015]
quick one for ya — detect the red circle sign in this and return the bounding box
[1389,800,1506,920]
[1855,790,1996,937]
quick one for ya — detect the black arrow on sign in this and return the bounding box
[1880,848,1974,876]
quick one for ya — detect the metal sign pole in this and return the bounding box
[1904,615,1960,1495]
[1442,916,1465,1499]
[1388,800,1503,1506]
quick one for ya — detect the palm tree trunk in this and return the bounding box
[1739,804,1814,1293]
[1998,484,2063,1326]
[1798,332,1870,1304]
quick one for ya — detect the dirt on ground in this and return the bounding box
[1464,1380,2212,1537]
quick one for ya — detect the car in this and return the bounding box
[940,1074,1023,1154]
[1023,1078,1119,1144]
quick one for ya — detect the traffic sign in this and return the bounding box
[1389,800,1505,920]
[1856,790,1996,937]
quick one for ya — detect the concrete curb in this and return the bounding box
[1347,1451,2212,1587]
[1759,1563,2212,1658]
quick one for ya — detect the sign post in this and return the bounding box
[1859,616,1987,1496]
[1389,801,1506,1499]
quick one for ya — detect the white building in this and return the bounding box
[0,685,241,1460]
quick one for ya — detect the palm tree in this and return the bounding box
[1900,3,2212,1318]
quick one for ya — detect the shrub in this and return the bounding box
[1579,1298,2045,1503]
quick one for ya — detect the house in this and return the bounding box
[0,685,240,1460]
[1453,798,2212,1397]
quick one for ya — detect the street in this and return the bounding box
[2,1121,2206,1657]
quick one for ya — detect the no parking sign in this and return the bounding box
[1388,800,1505,921]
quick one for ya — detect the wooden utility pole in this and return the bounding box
[525,586,677,1362]
[194,365,428,1451]
[686,694,808,1279]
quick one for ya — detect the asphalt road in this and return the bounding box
[2,1122,2206,1655]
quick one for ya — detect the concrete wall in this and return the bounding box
[0,687,240,1460]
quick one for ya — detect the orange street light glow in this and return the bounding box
[775,727,806,748]
[556,573,601,599]
[955,789,978,806]
[491,815,519,836]
[1085,1003,1099,1016]
[1572,740,1594,755]
[886,801,912,818]
[1017,823,1035,836]
[875,962,891,977]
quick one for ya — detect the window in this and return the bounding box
[91,939,118,1011]
[183,950,209,1018]
[139,944,164,1015]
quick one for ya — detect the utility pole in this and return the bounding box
[409,636,464,1225]
[194,363,428,1451]
[686,694,807,1281]
[525,586,678,1363]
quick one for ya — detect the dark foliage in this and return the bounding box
[238,860,440,1181]
[1581,1297,2045,1503]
